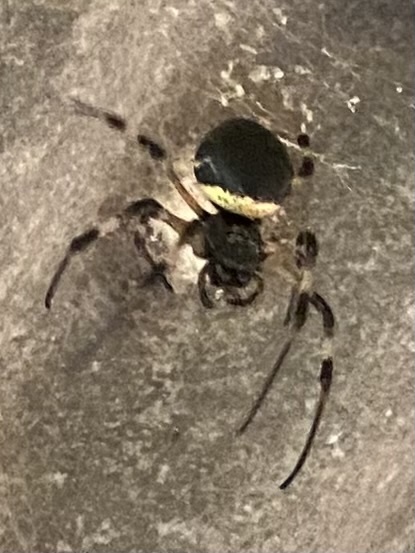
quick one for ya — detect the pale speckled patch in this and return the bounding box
[295,65,312,75]
[300,102,314,123]
[214,11,231,29]
[239,43,257,55]
[346,95,361,113]
[272,7,288,26]
[249,65,285,83]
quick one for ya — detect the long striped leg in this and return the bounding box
[237,230,318,433]
[279,291,334,489]
[236,230,335,489]
[70,98,207,218]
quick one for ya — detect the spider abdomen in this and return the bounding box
[194,118,294,218]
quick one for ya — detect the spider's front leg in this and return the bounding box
[44,199,190,309]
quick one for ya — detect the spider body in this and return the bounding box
[203,211,264,279]
[45,101,335,489]
[189,210,265,307]
[194,118,293,219]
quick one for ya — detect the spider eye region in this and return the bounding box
[194,118,293,218]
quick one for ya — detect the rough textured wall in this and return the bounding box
[1,1,414,552]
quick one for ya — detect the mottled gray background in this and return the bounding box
[1,1,414,552]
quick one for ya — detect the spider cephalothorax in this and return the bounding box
[45,101,334,489]
[191,210,265,307]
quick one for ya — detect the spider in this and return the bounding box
[45,100,335,490]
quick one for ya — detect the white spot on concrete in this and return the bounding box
[300,102,313,123]
[220,61,234,82]
[101,519,111,531]
[91,360,101,372]
[325,431,343,445]
[3,55,25,66]
[220,95,229,107]
[346,96,360,113]
[280,87,295,110]
[219,62,245,105]
[272,7,288,25]
[272,67,285,80]
[331,444,345,459]
[215,12,231,29]
[396,416,405,427]
[165,6,179,17]
[294,65,311,75]
[240,43,258,54]
[385,407,393,418]
[56,540,72,553]
[321,47,334,58]
[76,515,84,536]
[256,25,265,39]
[104,420,122,429]
[234,83,245,97]
[81,519,121,549]
[376,467,398,491]
[249,65,271,83]
[157,463,170,484]
[249,65,284,82]
[47,472,68,488]
[396,85,403,93]
[305,397,316,412]
[300,122,307,134]
[157,518,193,539]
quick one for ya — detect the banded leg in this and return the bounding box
[45,199,189,309]
[70,97,207,218]
[296,133,315,178]
[236,291,310,434]
[279,291,334,489]
[237,230,335,489]
[237,230,318,432]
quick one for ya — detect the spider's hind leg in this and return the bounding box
[238,228,335,488]
[279,290,334,490]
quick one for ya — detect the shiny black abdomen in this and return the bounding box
[194,118,294,204]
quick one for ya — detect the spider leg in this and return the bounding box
[224,274,264,307]
[296,133,315,178]
[45,198,189,309]
[133,231,173,292]
[237,230,317,432]
[284,229,318,326]
[197,266,264,309]
[70,98,207,218]
[45,228,100,309]
[197,263,215,308]
[237,229,335,487]
[279,292,334,489]
[236,291,309,434]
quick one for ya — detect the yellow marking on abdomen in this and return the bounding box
[200,185,279,219]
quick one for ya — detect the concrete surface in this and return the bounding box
[1,1,414,552]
